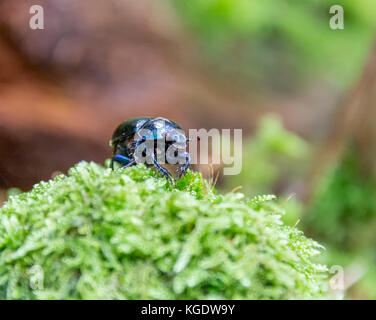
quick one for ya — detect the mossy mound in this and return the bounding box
[0,162,327,299]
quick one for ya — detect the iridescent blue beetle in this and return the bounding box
[110,117,190,183]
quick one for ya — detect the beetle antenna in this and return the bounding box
[213,169,220,188]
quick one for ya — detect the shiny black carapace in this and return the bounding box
[110,117,190,183]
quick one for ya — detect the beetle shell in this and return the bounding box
[110,117,190,182]
[110,117,152,147]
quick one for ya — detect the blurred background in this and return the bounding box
[0,0,376,299]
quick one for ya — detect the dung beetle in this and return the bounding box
[110,117,190,183]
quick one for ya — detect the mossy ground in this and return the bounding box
[0,162,327,299]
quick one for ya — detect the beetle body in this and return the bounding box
[110,117,190,183]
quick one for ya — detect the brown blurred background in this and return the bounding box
[0,0,262,190]
[0,0,354,190]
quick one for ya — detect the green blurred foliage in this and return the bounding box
[305,148,376,299]
[172,0,376,89]
[6,188,21,198]
[305,148,376,250]
[224,114,310,197]
[0,162,327,299]
[318,247,376,299]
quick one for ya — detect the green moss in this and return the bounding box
[0,162,327,299]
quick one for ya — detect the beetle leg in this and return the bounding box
[153,158,173,184]
[121,160,136,169]
[112,155,134,169]
[176,152,191,178]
